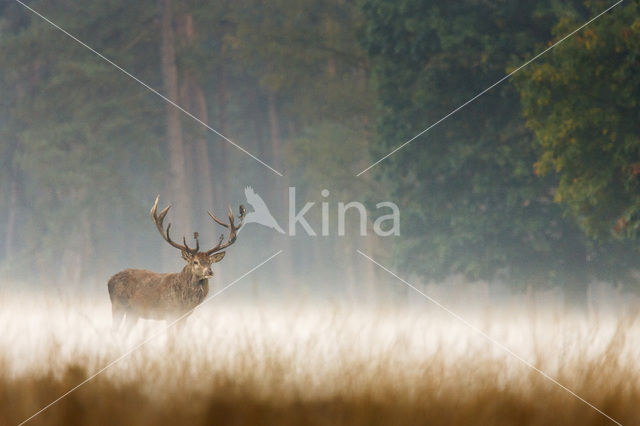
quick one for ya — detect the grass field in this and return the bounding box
[1,291,639,426]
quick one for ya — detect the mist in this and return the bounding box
[1,0,639,424]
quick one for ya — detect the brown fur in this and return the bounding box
[108,196,244,333]
[107,252,225,332]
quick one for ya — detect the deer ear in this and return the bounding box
[181,251,193,262]
[210,252,226,263]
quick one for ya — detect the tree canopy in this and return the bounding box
[0,0,637,299]
[516,0,640,240]
[360,0,638,295]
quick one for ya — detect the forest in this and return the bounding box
[0,0,638,301]
[2,1,640,425]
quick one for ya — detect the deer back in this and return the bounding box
[108,268,208,319]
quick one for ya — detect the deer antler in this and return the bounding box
[150,195,199,254]
[206,204,246,255]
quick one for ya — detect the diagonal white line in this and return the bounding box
[356,0,625,176]
[356,249,623,426]
[17,250,282,426]
[14,0,284,177]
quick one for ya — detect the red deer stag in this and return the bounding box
[107,196,245,333]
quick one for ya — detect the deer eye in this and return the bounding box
[193,260,199,265]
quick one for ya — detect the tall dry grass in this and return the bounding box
[1,292,639,425]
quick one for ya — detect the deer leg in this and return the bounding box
[121,312,139,337]
[111,303,126,333]
[169,312,191,335]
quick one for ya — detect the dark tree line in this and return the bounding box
[0,0,375,294]
[1,0,638,301]
[361,0,639,301]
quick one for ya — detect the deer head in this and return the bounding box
[150,195,246,280]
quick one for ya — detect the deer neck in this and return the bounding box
[179,266,208,287]
[180,265,209,290]
[177,266,209,306]
[194,277,209,288]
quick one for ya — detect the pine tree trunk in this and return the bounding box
[192,84,214,213]
[343,235,358,301]
[363,223,378,302]
[177,13,215,229]
[4,163,18,261]
[267,92,292,288]
[215,47,229,209]
[208,43,231,286]
[250,88,267,159]
[267,93,280,156]
[178,77,196,227]
[159,0,191,267]
[4,81,24,264]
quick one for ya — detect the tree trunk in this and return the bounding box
[207,30,231,286]
[192,84,214,214]
[343,236,358,301]
[363,222,378,302]
[4,163,18,262]
[215,44,229,210]
[159,0,191,267]
[250,88,267,159]
[4,80,25,264]
[267,92,293,288]
[267,92,280,158]
[178,76,196,227]
[177,13,215,229]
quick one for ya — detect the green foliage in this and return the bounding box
[360,0,637,288]
[0,0,374,287]
[516,0,640,240]
[1,0,637,292]
[0,0,164,278]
